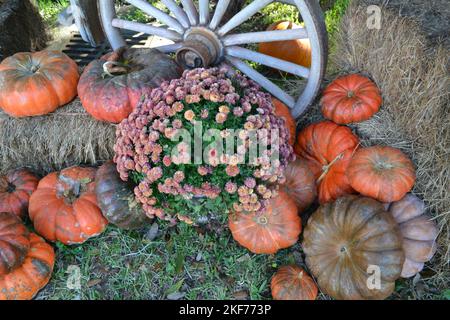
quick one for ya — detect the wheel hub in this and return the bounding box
[176,27,223,69]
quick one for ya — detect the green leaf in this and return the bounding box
[442,289,450,300]
[166,278,184,295]
[175,251,185,274]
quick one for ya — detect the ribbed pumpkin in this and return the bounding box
[259,21,311,68]
[294,121,359,204]
[280,159,317,212]
[347,146,416,203]
[303,196,405,300]
[78,47,182,123]
[273,98,296,145]
[321,74,382,124]
[271,265,318,300]
[0,51,79,117]
[388,194,438,278]
[29,166,107,245]
[0,233,55,300]
[228,190,301,254]
[0,212,30,275]
[95,161,150,230]
[0,169,39,219]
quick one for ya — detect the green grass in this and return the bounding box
[39,220,299,300]
[36,0,69,27]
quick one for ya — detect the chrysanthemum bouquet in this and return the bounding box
[114,67,295,224]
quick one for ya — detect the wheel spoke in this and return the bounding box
[226,46,309,78]
[112,19,182,41]
[209,0,231,30]
[160,0,190,28]
[181,0,199,25]
[226,56,295,108]
[198,0,210,25]
[125,0,184,33]
[153,42,183,53]
[218,0,273,36]
[223,28,307,46]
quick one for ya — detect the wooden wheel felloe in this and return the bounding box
[98,0,327,118]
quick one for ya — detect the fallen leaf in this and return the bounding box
[145,223,159,241]
[167,291,186,300]
[232,290,249,300]
[87,279,102,287]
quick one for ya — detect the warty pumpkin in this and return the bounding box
[29,166,107,245]
[0,233,55,300]
[0,168,39,219]
[228,190,301,254]
[78,47,182,123]
[95,161,150,229]
[271,265,318,300]
[388,194,438,278]
[0,51,79,117]
[321,74,382,124]
[0,212,30,275]
[280,159,317,213]
[273,98,296,146]
[303,196,405,300]
[294,121,359,204]
[258,21,311,68]
[347,146,416,203]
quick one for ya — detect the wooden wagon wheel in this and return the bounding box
[98,0,328,118]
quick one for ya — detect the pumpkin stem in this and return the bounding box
[102,46,130,77]
[317,152,344,183]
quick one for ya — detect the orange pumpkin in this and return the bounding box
[0,212,30,275]
[388,194,438,278]
[271,265,318,300]
[294,121,359,204]
[321,74,382,124]
[0,233,55,300]
[259,21,311,68]
[0,51,79,117]
[29,166,107,245]
[273,98,296,145]
[228,191,301,254]
[0,168,39,219]
[303,196,405,300]
[281,159,317,212]
[347,146,416,203]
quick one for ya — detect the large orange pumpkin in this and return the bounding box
[303,196,405,300]
[388,194,438,278]
[0,212,30,275]
[0,233,55,300]
[321,74,382,124]
[259,21,311,68]
[271,265,318,300]
[78,47,182,123]
[280,159,316,212]
[273,98,296,145]
[294,121,359,204]
[228,190,301,254]
[0,168,39,219]
[29,166,107,245]
[347,146,416,203]
[0,51,79,117]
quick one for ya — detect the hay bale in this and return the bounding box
[331,1,449,287]
[0,99,115,175]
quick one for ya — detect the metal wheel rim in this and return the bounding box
[98,0,327,118]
